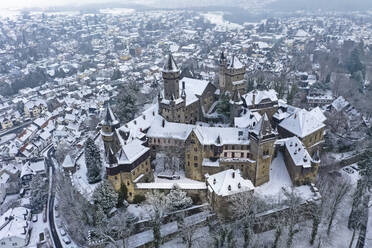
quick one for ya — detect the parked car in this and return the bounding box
[62,236,71,244]
[343,167,354,174]
[32,214,38,222]
[60,228,66,236]
[56,220,63,228]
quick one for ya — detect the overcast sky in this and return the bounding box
[0,0,145,10]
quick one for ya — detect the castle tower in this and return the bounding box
[101,104,120,156]
[230,89,243,123]
[219,51,227,91]
[249,113,277,186]
[162,53,180,100]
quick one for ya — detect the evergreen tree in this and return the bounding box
[30,174,48,213]
[85,138,102,184]
[114,86,139,123]
[166,189,192,212]
[117,183,128,208]
[216,93,230,117]
[92,180,118,214]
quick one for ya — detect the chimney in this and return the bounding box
[228,185,231,191]
[213,178,216,184]
[232,171,235,178]
[238,182,241,189]
[162,119,165,127]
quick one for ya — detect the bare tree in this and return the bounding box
[94,210,133,248]
[325,178,351,235]
[55,171,94,246]
[282,188,303,248]
[146,191,169,248]
[230,193,266,248]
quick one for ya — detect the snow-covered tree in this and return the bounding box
[146,191,169,248]
[92,180,118,214]
[166,189,192,212]
[29,174,48,213]
[55,140,72,164]
[282,188,303,248]
[325,178,350,235]
[85,137,102,184]
[55,171,95,246]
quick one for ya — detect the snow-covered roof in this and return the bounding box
[278,109,325,138]
[102,104,119,126]
[62,154,74,168]
[227,55,244,69]
[193,125,249,146]
[281,137,312,168]
[309,107,327,123]
[147,115,193,141]
[206,169,254,197]
[162,53,179,73]
[117,139,149,165]
[20,160,45,178]
[234,109,261,128]
[331,96,349,112]
[243,89,278,106]
[0,207,29,241]
[179,77,211,106]
[117,105,158,145]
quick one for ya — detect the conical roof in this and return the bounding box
[102,104,119,126]
[163,53,179,72]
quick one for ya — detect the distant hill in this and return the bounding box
[269,0,372,12]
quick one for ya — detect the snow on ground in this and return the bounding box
[71,152,101,201]
[255,153,290,195]
[161,226,210,248]
[365,196,372,248]
[127,204,152,220]
[27,213,49,247]
[71,134,104,201]
[54,198,77,248]
[201,12,243,30]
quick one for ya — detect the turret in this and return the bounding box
[181,81,186,99]
[162,53,180,100]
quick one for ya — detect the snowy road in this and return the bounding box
[46,147,63,248]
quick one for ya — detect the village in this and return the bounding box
[0,5,371,248]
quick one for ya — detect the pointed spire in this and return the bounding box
[181,81,186,99]
[102,103,119,127]
[163,52,179,72]
[216,134,222,146]
[219,51,226,64]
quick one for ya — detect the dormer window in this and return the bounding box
[232,172,235,178]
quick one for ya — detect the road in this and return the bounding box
[0,120,33,137]
[46,147,63,248]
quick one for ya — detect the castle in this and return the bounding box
[99,52,325,210]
